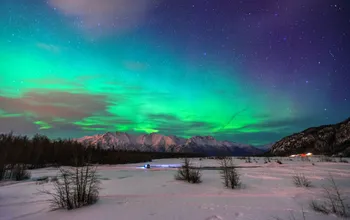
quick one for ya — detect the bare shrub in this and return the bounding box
[41,163,100,210]
[12,164,31,181]
[175,158,202,184]
[292,173,312,187]
[188,168,202,183]
[309,174,349,217]
[218,157,240,189]
[264,157,271,163]
[309,200,329,215]
[245,157,252,163]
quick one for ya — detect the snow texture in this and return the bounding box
[1,156,349,220]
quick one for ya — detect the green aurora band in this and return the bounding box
[0,1,298,145]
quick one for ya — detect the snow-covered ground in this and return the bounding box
[1,157,350,220]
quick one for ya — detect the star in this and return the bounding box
[1,0,349,146]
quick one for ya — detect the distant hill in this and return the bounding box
[256,143,274,151]
[77,132,266,156]
[270,118,350,156]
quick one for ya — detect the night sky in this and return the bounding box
[0,0,349,145]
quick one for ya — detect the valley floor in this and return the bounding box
[1,157,350,220]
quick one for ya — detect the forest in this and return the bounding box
[0,132,204,180]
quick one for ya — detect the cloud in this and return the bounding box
[48,0,157,37]
[0,91,107,120]
[0,116,40,135]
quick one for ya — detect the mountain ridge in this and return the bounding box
[77,132,265,156]
[270,117,350,156]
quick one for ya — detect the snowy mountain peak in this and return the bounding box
[77,132,266,156]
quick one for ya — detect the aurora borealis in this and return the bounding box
[0,0,349,145]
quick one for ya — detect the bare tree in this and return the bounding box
[0,154,6,181]
[40,163,100,210]
[218,157,241,189]
[175,158,201,184]
[12,164,31,181]
[292,173,312,188]
[310,174,349,217]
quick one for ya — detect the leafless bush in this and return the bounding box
[12,164,31,181]
[218,157,241,189]
[245,157,252,163]
[292,173,312,187]
[264,157,271,163]
[40,163,100,210]
[175,158,202,184]
[310,174,349,217]
[309,200,329,214]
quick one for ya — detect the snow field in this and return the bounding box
[1,157,349,220]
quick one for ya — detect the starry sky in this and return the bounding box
[0,0,349,146]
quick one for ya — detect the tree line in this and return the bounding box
[0,132,205,179]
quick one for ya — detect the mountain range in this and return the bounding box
[77,132,266,156]
[270,117,350,156]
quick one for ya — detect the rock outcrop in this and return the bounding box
[270,118,350,156]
